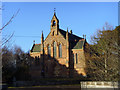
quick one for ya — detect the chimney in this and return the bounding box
[83,34,84,38]
[83,34,86,39]
[85,35,86,39]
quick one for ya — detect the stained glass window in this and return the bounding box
[76,53,78,64]
[59,44,62,58]
[53,42,56,58]
[48,45,51,57]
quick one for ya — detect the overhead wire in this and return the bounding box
[2,35,41,38]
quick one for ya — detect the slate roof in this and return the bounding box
[31,44,41,52]
[59,29,84,49]
[59,29,66,38]
[73,39,85,49]
[31,29,85,52]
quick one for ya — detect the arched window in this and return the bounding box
[53,42,56,58]
[76,53,78,64]
[59,44,62,58]
[73,53,78,64]
[48,45,51,57]
[52,20,56,26]
[73,54,75,63]
[53,31,54,36]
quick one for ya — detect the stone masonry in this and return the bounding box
[30,11,87,78]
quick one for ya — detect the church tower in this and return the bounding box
[50,8,59,35]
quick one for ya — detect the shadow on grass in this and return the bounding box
[5,53,88,87]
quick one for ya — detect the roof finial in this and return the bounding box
[41,30,44,44]
[54,8,56,14]
[83,34,84,38]
[85,35,86,39]
[42,30,44,37]
[33,40,35,44]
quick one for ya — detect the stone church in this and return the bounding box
[30,11,87,78]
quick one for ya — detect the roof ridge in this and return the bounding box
[31,43,41,52]
[73,39,85,49]
[35,43,41,45]
[59,28,83,39]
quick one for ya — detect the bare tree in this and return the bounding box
[0,5,20,85]
[0,6,20,46]
[2,45,33,82]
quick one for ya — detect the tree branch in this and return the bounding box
[1,32,14,46]
[0,9,20,31]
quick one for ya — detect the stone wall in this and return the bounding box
[72,49,86,76]
[81,81,119,88]
[30,52,41,58]
[44,31,67,58]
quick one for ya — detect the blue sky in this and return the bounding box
[2,2,118,52]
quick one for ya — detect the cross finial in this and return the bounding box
[54,8,56,14]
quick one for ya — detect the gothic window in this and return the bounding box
[53,31,54,36]
[53,42,56,58]
[73,53,78,64]
[76,53,78,64]
[73,54,75,63]
[48,45,51,57]
[59,44,62,58]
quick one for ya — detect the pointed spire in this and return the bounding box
[51,8,59,25]
[83,34,84,38]
[51,8,59,33]
[53,8,58,20]
[67,27,68,33]
[41,31,44,44]
[42,30,44,37]
[66,27,69,40]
